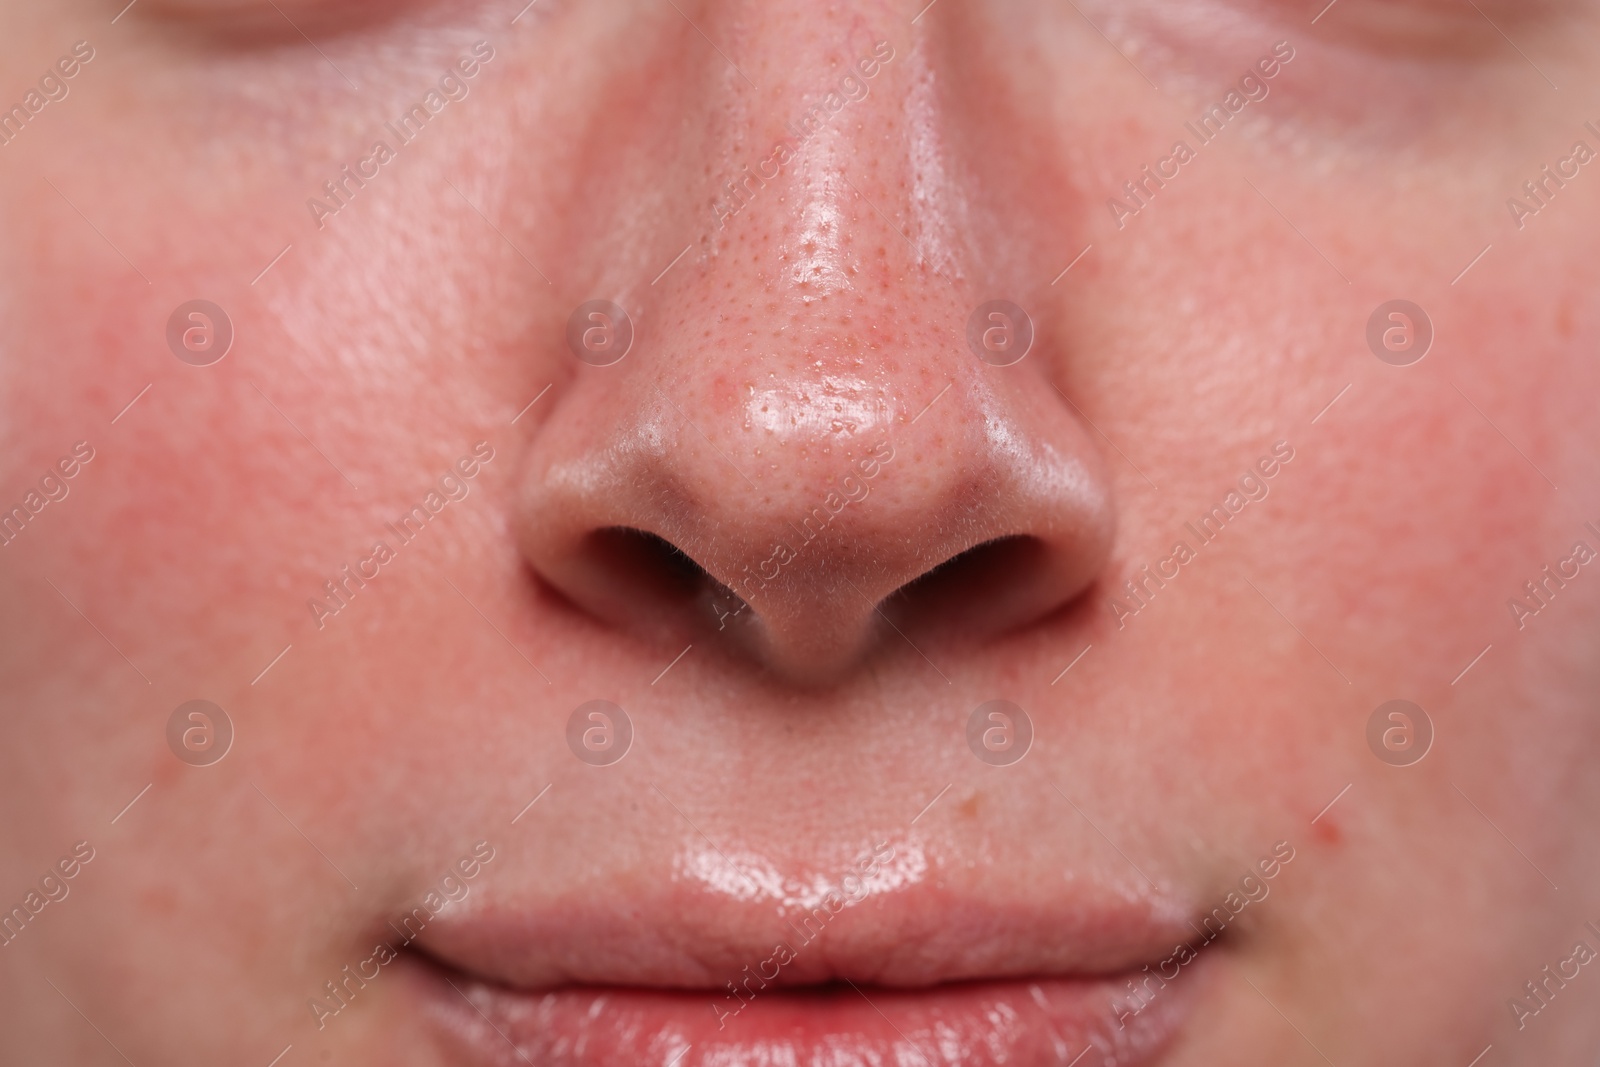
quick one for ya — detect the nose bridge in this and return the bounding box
[708,27,907,241]
[634,7,966,525]
[665,0,949,281]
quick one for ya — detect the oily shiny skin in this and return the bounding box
[2,0,1600,1064]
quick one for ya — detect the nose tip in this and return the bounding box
[517,323,1115,683]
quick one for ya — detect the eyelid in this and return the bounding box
[1086,0,1579,65]
[1057,0,1582,152]
[1272,0,1570,60]
[120,0,435,39]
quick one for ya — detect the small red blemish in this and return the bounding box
[1312,817,1342,847]
[139,885,181,919]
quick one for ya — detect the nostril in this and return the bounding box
[895,535,1048,600]
[886,536,1064,637]
[518,366,1115,677]
[581,527,710,603]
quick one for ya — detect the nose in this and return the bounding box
[514,4,1114,683]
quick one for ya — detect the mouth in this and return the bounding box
[399,849,1211,1067]
[421,970,1199,1067]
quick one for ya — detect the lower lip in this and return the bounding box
[417,962,1201,1067]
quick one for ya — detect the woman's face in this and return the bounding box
[3,0,1598,1063]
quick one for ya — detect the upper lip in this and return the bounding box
[407,837,1199,991]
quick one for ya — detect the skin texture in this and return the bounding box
[2,0,1599,1063]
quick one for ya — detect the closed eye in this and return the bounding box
[113,0,469,41]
